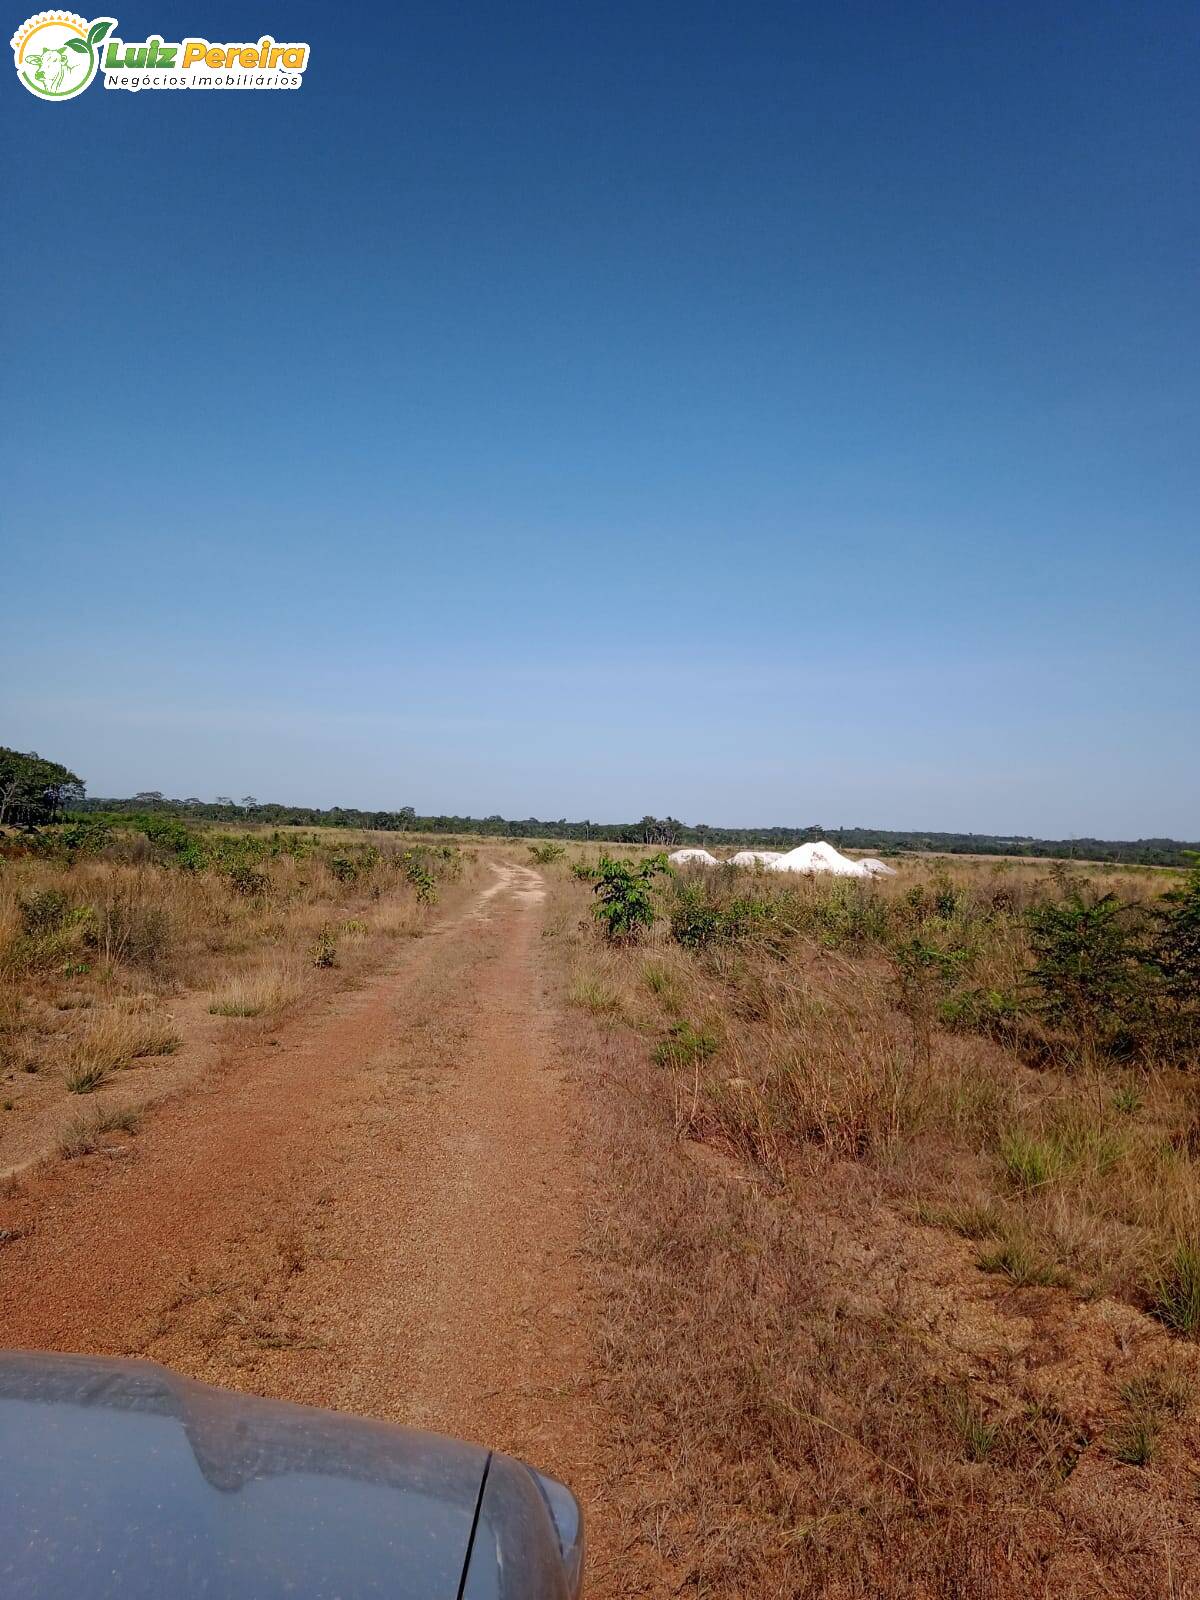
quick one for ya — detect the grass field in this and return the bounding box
[4,823,1198,1594]
[0,821,479,1169]
[551,846,1200,1596]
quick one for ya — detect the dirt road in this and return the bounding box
[0,862,590,1501]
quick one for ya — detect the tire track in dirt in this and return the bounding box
[0,862,590,1501]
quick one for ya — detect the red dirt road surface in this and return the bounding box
[0,862,592,1519]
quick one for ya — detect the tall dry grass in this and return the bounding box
[0,826,479,1157]
[551,851,1200,1597]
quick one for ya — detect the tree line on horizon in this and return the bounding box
[3,748,1194,867]
[75,794,1199,868]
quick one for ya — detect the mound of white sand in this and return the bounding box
[727,850,783,868]
[668,843,899,878]
[767,841,870,878]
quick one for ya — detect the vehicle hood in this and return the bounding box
[0,1351,490,1600]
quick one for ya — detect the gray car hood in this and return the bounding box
[0,1351,572,1599]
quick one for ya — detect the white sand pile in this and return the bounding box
[668,843,899,878]
[767,841,871,877]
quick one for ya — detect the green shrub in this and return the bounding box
[137,815,207,870]
[591,854,670,944]
[4,891,93,976]
[938,986,1021,1035]
[528,842,565,864]
[402,852,438,904]
[225,862,269,897]
[929,873,964,919]
[669,882,776,951]
[1026,890,1147,1055]
[1111,1083,1143,1116]
[804,882,893,949]
[19,889,73,936]
[57,818,113,858]
[1154,863,1200,993]
[1151,864,1200,1055]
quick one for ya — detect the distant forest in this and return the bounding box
[70,788,1199,867]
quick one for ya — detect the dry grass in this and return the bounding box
[61,1009,181,1093]
[208,960,303,1018]
[57,1104,140,1158]
[551,854,1200,1597]
[0,825,480,1157]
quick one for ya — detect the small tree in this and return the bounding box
[591,853,671,943]
[1026,890,1145,1057]
[1151,859,1200,1055]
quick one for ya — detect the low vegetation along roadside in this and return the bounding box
[553,850,1200,1596]
[0,818,472,1167]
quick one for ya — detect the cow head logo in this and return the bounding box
[12,12,114,100]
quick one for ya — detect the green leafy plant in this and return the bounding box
[1151,862,1200,1055]
[669,882,776,951]
[1026,890,1146,1056]
[136,815,207,871]
[57,818,113,858]
[528,842,565,864]
[19,889,73,936]
[402,852,438,904]
[937,986,1021,1035]
[892,934,973,1066]
[591,853,670,944]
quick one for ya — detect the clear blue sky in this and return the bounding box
[3,1,1197,836]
